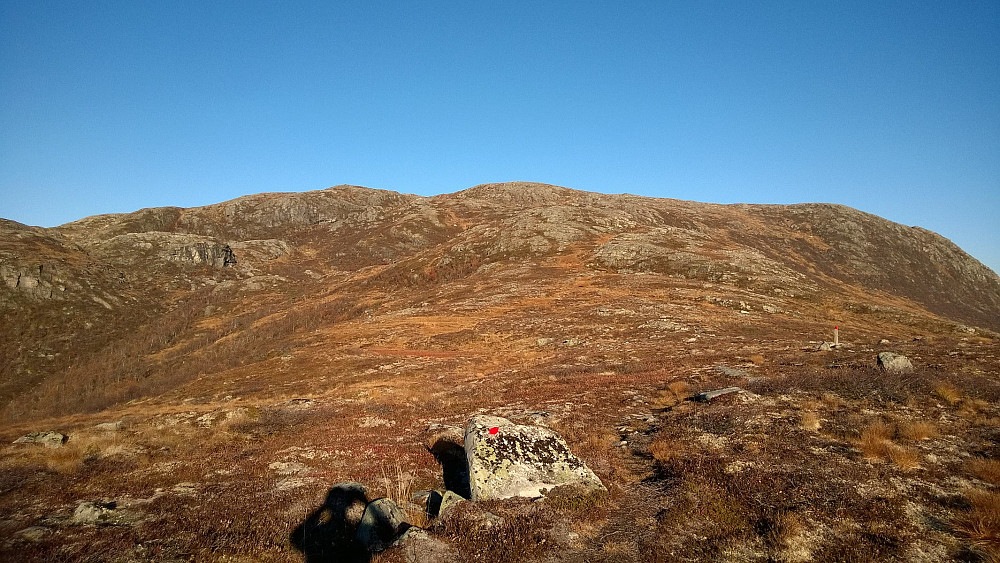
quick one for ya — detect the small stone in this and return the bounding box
[694,387,742,402]
[356,498,409,553]
[268,461,310,475]
[879,339,891,345]
[437,490,466,517]
[72,500,117,525]
[95,421,122,432]
[714,365,747,378]
[817,342,833,351]
[877,352,914,373]
[16,526,50,542]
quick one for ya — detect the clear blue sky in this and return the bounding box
[2,1,998,272]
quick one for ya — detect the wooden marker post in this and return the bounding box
[834,325,839,347]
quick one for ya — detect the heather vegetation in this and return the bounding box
[1,183,999,561]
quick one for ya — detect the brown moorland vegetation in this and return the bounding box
[1,183,999,561]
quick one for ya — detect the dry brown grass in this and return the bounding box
[969,459,1000,486]
[934,381,962,404]
[651,381,692,409]
[953,489,1000,562]
[857,422,920,470]
[378,463,428,528]
[10,431,139,473]
[749,354,765,365]
[800,411,821,431]
[649,439,676,462]
[897,420,937,441]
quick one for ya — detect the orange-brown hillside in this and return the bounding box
[1,183,998,562]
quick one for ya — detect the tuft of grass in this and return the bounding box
[933,381,962,405]
[968,459,1000,486]
[649,439,676,462]
[897,420,937,441]
[800,411,821,431]
[953,489,1000,561]
[749,354,765,365]
[379,463,428,528]
[651,381,692,409]
[857,422,920,470]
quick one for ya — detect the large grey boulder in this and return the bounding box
[13,431,66,448]
[877,352,914,373]
[355,498,409,553]
[464,415,605,502]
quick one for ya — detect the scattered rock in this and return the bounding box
[714,365,747,378]
[879,338,891,345]
[464,415,605,502]
[268,461,310,476]
[877,352,914,373]
[15,526,50,542]
[72,500,121,525]
[437,490,466,517]
[13,431,66,448]
[356,498,409,553]
[535,337,555,346]
[95,421,122,432]
[391,527,460,563]
[817,342,833,351]
[694,387,743,402]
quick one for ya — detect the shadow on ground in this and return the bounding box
[429,436,471,500]
[290,483,371,563]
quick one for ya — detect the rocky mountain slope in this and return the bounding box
[1,182,999,562]
[2,182,997,415]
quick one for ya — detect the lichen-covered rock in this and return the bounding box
[437,490,466,517]
[391,527,460,563]
[464,415,605,502]
[13,431,66,448]
[355,498,408,553]
[877,352,914,373]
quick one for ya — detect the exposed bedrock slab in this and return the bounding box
[464,415,605,502]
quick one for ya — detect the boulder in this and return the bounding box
[464,415,605,502]
[72,500,118,525]
[13,431,66,448]
[356,498,409,553]
[391,527,460,563]
[877,352,914,374]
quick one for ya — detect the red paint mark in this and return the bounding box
[835,326,839,330]
[489,427,499,435]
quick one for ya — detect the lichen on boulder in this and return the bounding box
[464,415,605,502]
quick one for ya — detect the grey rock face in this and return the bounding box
[13,431,66,448]
[356,498,409,553]
[877,352,914,373]
[464,415,605,502]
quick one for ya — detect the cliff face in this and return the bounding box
[1,182,997,417]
